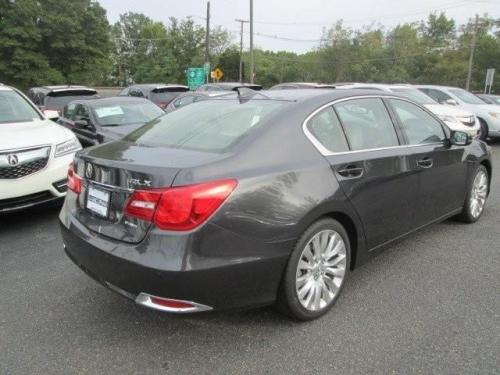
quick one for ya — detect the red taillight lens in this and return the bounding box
[124,179,237,231]
[67,163,82,194]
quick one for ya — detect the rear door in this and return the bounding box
[387,98,468,226]
[307,97,418,249]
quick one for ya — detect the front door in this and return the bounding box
[387,98,468,227]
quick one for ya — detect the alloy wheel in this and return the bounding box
[470,170,488,219]
[295,229,347,311]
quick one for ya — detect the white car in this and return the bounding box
[337,83,480,138]
[0,85,81,213]
[417,85,500,140]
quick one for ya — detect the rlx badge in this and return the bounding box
[128,178,152,188]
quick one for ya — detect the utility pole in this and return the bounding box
[235,19,249,83]
[249,0,254,83]
[466,14,479,91]
[205,1,210,84]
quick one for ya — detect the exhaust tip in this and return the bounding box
[135,293,212,313]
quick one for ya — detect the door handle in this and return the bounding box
[417,157,433,169]
[337,165,364,178]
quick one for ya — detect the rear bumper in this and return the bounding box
[59,218,292,312]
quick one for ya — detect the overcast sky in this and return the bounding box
[99,0,500,53]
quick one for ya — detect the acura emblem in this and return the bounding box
[85,163,94,179]
[7,154,19,166]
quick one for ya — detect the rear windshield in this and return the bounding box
[0,90,42,123]
[45,95,99,109]
[124,99,287,152]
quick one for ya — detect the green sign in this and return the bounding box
[187,67,206,90]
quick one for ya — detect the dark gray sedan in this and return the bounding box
[58,97,165,147]
[59,89,491,320]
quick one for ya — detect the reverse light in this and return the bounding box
[67,163,82,194]
[124,179,237,231]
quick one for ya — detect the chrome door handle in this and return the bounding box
[337,166,364,178]
[417,157,433,168]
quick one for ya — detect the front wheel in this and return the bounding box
[276,218,350,321]
[456,165,489,223]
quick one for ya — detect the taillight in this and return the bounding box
[67,163,82,194]
[124,179,237,231]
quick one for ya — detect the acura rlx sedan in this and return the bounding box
[1,85,81,213]
[60,89,491,320]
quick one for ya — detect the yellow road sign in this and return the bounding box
[212,68,224,81]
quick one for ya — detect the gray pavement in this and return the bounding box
[1,144,499,375]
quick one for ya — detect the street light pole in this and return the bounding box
[249,0,254,83]
[235,19,249,83]
[466,14,479,91]
[205,1,211,84]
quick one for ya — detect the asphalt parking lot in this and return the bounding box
[1,144,499,375]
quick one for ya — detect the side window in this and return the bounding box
[129,89,144,98]
[64,103,77,120]
[74,104,90,120]
[421,88,452,103]
[389,99,445,145]
[307,107,349,153]
[334,98,399,151]
[178,95,196,107]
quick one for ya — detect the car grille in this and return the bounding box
[0,146,50,179]
[457,116,475,127]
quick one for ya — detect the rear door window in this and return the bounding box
[334,98,399,150]
[307,107,349,153]
[389,99,445,145]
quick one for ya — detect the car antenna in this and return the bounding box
[235,87,269,103]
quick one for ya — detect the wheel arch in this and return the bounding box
[296,204,365,270]
[480,159,492,193]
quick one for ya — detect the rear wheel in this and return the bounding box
[478,118,489,141]
[276,218,350,321]
[456,165,489,223]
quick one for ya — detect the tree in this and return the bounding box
[0,0,111,88]
[113,12,178,84]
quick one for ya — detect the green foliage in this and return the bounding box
[0,3,499,92]
[0,0,111,89]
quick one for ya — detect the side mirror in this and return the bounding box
[450,130,472,146]
[74,119,90,128]
[443,98,458,106]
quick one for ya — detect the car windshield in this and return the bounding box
[449,89,485,104]
[390,88,436,105]
[124,99,288,153]
[91,101,165,126]
[45,95,99,109]
[0,90,42,123]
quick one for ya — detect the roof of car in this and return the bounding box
[68,96,154,107]
[271,82,336,89]
[415,85,462,90]
[32,85,96,92]
[130,83,189,90]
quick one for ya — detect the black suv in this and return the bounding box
[27,86,99,119]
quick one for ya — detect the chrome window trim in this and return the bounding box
[302,95,446,156]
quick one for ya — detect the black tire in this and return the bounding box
[455,165,489,223]
[478,118,489,141]
[276,218,351,321]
